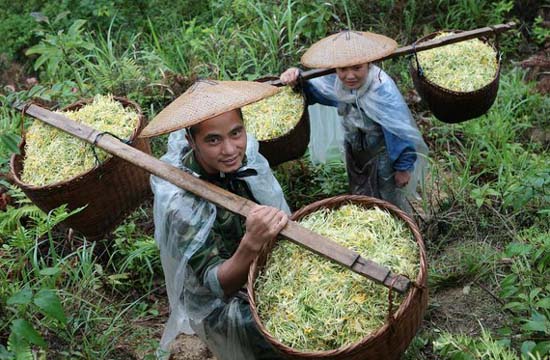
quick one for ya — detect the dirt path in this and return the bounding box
[169,335,215,360]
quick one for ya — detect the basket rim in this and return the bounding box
[10,96,145,190]
[411,30,501,96]
[247,194,428,357]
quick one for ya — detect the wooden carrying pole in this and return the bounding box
[14,103,412,293]
[268,22,517,86]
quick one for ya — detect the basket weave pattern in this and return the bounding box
[410,31,501,123]
[10,97,152,239]
[248,195,428,360]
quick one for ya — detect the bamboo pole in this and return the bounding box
[13,102,412,293]
[268,22,517,86]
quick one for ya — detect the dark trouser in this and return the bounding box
[345,141,413,214]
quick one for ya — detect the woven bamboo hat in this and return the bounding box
[301,30,397,69]
[140,80,280,137]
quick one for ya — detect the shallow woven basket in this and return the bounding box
[410,30,501,123]
[248,195,428,360]
[10,97,152,240]
[255,77,310,167]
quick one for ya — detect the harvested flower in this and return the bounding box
[22,94,139,186]
[254,204,419,351]
[416,32,498,92]
[242,86,303,140]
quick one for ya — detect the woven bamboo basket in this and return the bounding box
[254,77,310,167]
[10,97,152,240]
[248,195,428,360]
[410,30,501,123]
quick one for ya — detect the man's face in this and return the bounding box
[336,63,369,89]
[188,109,247,174]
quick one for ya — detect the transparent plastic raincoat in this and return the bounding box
[305,64,429,209]
[307,104,345,164]
[151,130,290,359]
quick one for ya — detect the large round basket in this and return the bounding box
[248,195,428,360]
[254,77,310,167]
[409,31,501,123]
[10,97,152,240]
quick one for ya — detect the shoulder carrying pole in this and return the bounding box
[268,22,517,86]
[13,102,412,294]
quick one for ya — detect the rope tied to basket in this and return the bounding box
[412,42,424,77]
[488,25,502,61]
[410,278,426,290]
[91,131,132,165]
[20,101,37,137]
[386,275,401,323]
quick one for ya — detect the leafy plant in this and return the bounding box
[470,183,501,208]
[106,207,161,293]
[25,13,94,91]
[5,287,67,358]
[0,185,160,358]
[503,158,550,212]
[438,0,514,30]
[0,189,75,359]
[499,227,550,358]
[146,18,203,76]
[0,186,44,238]
[0,101,21,174]
[77,18,165,99]
[0,2,40,62]
[429,68,550,218]
[531,16,550,46]
[237,0,333,76]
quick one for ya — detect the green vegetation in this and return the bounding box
[1,0,548,359]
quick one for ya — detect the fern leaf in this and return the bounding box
[7,331,33,360]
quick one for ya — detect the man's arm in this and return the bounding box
[217,205,288,295]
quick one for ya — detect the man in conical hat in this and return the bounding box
[143,80,290,359]
[281,31,428,214]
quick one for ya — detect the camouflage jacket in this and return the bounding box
[182,150,257,293]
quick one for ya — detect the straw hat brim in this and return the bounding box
[140,80,281,138]
[301,31,398,69]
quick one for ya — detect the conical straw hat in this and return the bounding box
[301,30,397,69]
[140,80,280,137]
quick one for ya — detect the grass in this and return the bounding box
[0,185,162,359]
[428,239,499,291]
[433,328,519,360]
[406,64,550,358]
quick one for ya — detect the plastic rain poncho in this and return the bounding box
[151,130,290,359]
[307,64,429,200]
[307,104,345,164]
